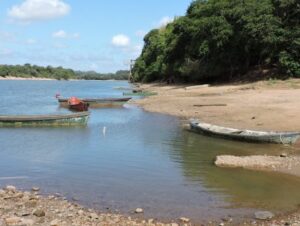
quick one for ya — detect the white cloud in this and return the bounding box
[158,16,174,27]
[8,0,70,23]
[0,31,16,42]
[52,30,67,38]
[52,30,80,39]
[26,38,37,44]
[111,34,130,47]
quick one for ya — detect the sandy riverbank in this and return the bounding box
[0,76,55,81]
[215,155,300,177]
[133,79,300,132]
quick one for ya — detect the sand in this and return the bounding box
[133,79,300,132]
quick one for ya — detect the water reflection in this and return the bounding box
[171,130,300,212]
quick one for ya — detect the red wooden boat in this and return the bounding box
[68,97,89,112]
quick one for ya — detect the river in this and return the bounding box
[0,80,300,224]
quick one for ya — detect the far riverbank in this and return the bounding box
[0,76,55,81]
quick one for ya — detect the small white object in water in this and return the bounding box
[103,126,106,136]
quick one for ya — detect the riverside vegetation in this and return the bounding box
[0,64,129,80]
[132,0,300,83]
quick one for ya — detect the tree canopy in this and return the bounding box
[132,0,300,83]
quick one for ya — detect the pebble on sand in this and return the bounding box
[135,208,144,214]
[255,211,274,220]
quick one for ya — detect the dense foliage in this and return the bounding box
[0,64,76,80]
[132,0,300,83]
[76,70,129,80]
[0,64,129,80]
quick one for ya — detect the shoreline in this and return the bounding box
[0,185,185,226]
[1,185,300,226]
[132,79,300,132]
[0,76,55,81]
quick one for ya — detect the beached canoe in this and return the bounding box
[0,112,89,127]
[189,119,300,144]
[58,97,131,108]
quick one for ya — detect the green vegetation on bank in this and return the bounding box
[132,0,300,83]
[0,64,76,80]
[76,70,129,80]
[0,64,129,80]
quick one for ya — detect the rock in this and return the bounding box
[15,192,24,198]
[77,210,84,215]
[5,185,16,193]
[72,196,79,201]
[179,217,190,223]
[0,189,5,196]
[21,218,35,226]
[31,187,40,192]
[170,223,179,226]
[90,213,99,219]
[254,211,274,220]
[5,217,22,225]
[135,208,143,214]
[222,216,233,222]
[17,211,31,217]
[32,209,45,217]
[148,218,154,224]
[25,200,37,208]
[280,153,288,158]
[219,223,225,226]
[50,219,60,226]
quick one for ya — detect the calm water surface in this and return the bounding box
[1,80,300,223]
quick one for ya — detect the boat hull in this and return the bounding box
[0,112,89,127]
[58,97,131,108]
[190,120,300,144]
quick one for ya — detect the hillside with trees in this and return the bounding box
[0,64,129,80]
[132,0,300,83]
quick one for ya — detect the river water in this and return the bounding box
[1,80,300,224]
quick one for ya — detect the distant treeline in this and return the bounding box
[132,0,300,83]
[76,70,129,80]
[0,64,129,80]
[0,64,76,80]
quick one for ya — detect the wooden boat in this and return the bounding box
[189,119,300,144]
[68,97,89,112]
[0,112,89,127]
[58,97,131,108]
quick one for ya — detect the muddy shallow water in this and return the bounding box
[0,80,300,224]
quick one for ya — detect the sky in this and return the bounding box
[0,0,192,73]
